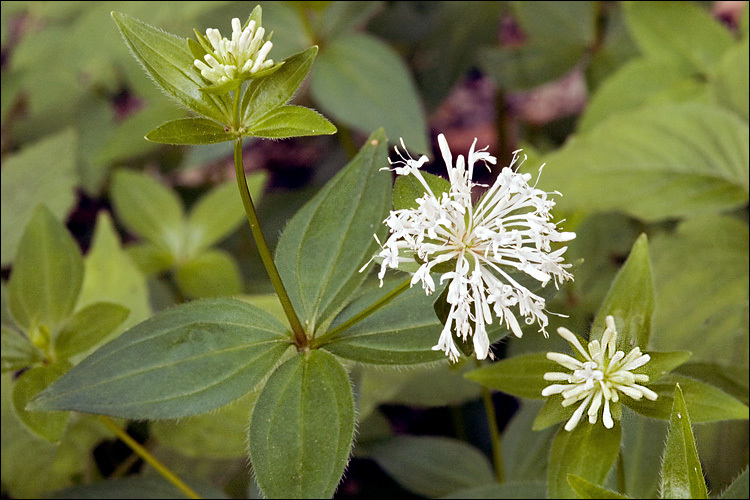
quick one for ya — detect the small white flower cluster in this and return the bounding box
[542,316,658,431]
[194,18,274,85]
[374,134,575,362]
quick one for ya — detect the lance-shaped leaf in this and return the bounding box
[29,299,291,419]
[145,117,232,145]
[369,436,495,497]
[111,12,228,123]
[324,283,446,365]
[548,421,622,499]
[242,46,318,126]
[13,362,71,442]
[660,384,709,499]
[274,129,391,332]
[719,467,749,499]
[8,205,84,332]
[249,349,355,499]
[248,105,336,139]
[591,233,654,350]
[625,374,749,422]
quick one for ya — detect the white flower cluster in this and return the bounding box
[542,315,658,431]
[194,18,274,85]
[375,134,575,362]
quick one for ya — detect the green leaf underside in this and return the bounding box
[369,436,494,497]
[248,105,336,139]
[548,421,622,498]
[464,352,559,399]
[111,12,227,123]
[661,384,709,499]
[242,46,318,126]
[274,129,391,332]
[29,299,291,419]
[145,117,231,145]
[249,349,355,499]
[567,474,628,499]
[591,233,654,351]
[624,374,749,422]
[8,205,84,332]
[324,283,447,365]
[539,103,749,221]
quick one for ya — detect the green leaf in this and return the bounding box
[533,394,576,431]
[660,384,709,499]
[242,46,318,126]
[567,474,627,499]
[126,242,176,275]
[637,350,692,383]
[1,129,78,266]
[29,299,291,419]
[720,468,749,499]
[48,476,228,499]
[620,406,669,499]
[464,352,558,399]
[248,105,337,139]
[547,420,622,498]
[579,58,700,133]
[539,103,749,221]
[13,363,71,442]
[480,1,594,90]
[145,117,232,145]
[111,12,228,122]
[674,361,749,406]
[110,169,185,255]
[311,34,429,154]
[591,234,654,350]
[624,374,749,423]
[54,302,129,360]
[393,170,451,210]
[2,326,41,373]
[651,216,748,363]
[174,249,243,299]
[369,436,495,497]
[8,205,84,332]
[274,129,391,331]
[442,481,547,499]
[502,400,557,480]
[249,349,355,499]
[623,2,733,73]
[709,38,749,123]
[77,213,152,332]
[151,390,258,459]
[324,283,446,365]
[185,173,265,256]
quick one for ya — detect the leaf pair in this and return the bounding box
[110,169,265,299]
[4,206,129,441]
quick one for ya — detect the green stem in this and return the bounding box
[234,139,307,344]
[312,277,412,347]
[478,360,505,483]
[98,416,201,500]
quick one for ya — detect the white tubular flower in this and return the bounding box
[374,134,575,362]
[193,17,275,85]
[542,315,658,431]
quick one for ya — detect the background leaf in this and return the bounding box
[0,129,78,266]
[311,34,429,154]
[174,249,243,299]
[30,299,291,419]
[249,349,355,499]
[12,363,71,442]
[8,205,84,332]
[54,302,129,360]
[660,384,709,499]
[464,352,558,400]
[369,436,495,497]
[145,117,232,145]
